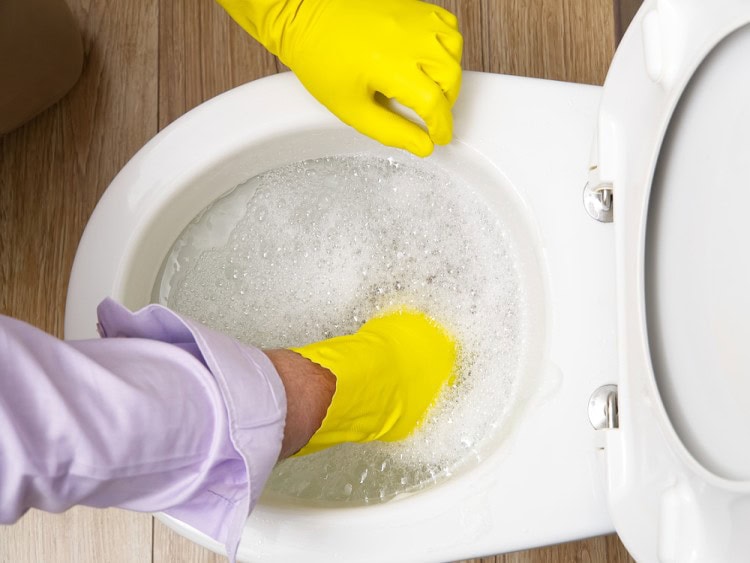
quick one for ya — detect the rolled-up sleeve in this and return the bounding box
[0,298,286,561]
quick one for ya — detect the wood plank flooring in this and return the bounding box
[1,1,639,561]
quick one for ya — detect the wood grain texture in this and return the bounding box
[158,0,278,129]
[154,519,225,563]
[1,0,634,561]
[483,0,615,84]
[0,508,151,563]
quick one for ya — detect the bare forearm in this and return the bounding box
[264,349,335,459]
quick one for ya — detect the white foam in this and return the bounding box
[156,154,527,504]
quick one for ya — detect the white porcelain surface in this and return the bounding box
[594,0,750,560]
[66,71,616,561]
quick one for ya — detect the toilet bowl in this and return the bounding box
[66,71,614,561]
[65,1,750,561]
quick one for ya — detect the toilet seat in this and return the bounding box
[593,1,750,560]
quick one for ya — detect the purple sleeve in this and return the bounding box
[0,298,287,562]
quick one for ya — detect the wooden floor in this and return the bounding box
[0,1,640,561]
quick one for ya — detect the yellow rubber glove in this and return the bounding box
[216,0,463,157]
[290,310,456,456]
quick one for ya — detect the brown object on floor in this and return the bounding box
[0,0,84,135]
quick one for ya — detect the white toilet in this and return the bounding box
[65,1,750,561]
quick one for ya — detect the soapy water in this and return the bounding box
[155,154,527,504]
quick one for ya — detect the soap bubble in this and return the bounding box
[156,155,527,504]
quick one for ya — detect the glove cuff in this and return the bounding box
[290,310,456,457]
[291,331,398,456]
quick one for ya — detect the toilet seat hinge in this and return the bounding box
[589,384,619,430]
[583,166,614,223]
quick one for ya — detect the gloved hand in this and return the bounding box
[290,310,456,456]
[217,0,463,157]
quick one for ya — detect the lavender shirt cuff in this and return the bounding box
[0,298,286,562]
[95,298,287,560]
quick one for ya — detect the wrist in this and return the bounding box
[263,348,336,459]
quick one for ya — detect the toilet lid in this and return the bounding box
[593,1,750,560]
